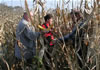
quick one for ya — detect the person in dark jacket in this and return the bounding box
[59,10,89,69]
[59,9,84,42]
[15,11,40,66]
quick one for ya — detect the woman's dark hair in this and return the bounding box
[70,9,83,21]
[44,14,53,21]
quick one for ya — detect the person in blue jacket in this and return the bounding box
[59,9,89,69]
[15,11,40,66]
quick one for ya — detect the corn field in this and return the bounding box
[0,0,100,70]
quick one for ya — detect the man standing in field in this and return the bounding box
[15,11,40,67]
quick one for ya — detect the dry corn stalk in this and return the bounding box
[62,9,67,23]
[56,3,60,16]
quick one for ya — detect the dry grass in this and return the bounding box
[0,0,100,70]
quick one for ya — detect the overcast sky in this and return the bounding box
[0,0,93,10]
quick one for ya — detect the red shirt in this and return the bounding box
[42,21,54,46]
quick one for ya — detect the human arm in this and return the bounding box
[24,25,40,40]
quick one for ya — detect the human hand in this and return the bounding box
[52,39,57,44]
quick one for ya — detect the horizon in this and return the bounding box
[0,0,93,10]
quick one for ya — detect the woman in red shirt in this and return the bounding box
[42,14,55,47]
